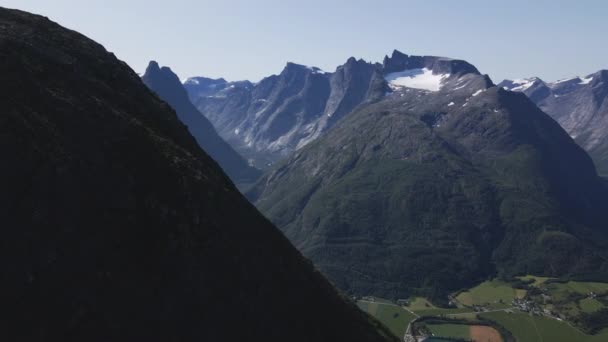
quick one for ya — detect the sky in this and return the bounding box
[3,0,607,83]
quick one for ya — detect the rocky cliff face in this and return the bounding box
[185,60,386,167]
[0,7,396,342]
[499,71,608,175]
[142,61,260,187]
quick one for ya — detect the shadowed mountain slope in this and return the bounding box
[0,7,396,342]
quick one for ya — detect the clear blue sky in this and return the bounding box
[4,0,607,83]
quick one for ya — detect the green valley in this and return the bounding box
[357,277,608,341]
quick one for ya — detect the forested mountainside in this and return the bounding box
[250,53,608,300]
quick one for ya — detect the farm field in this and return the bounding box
[423,322,503,342]
[426,323,469,340]
[405,297,471,316]
[455,280,526,308]
[357,278,608,341]
[548,281,608,296]
[470,325,502,342]
[356,300,417,337]
[579,298,604,313]
[518,275,554,287]
[481,311,608,342]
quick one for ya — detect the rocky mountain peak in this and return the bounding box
[146,60,160,72]
[590,70,608,86]
[144,62,180,87]
[280,62,328,77]
[143,61,261,186]
[382,50,480,77]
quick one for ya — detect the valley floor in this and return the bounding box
[357,276,608,342]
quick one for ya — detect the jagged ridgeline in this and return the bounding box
[249,51,608,301]
[184,57,388,168]
[0,7,397,341]
[142,61,261,188]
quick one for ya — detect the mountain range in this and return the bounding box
[499,71,608,176]
[247,51,608,300]
[4,3,608,340]
[0,7,395,341]
[184,57,388,168]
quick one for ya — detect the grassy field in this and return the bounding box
[357,301,417,337]
[481,311,608,342]
[456,280,525,308]
[406,297,436,311]
[405,297,471,316]
[518,275,554,287]
[551,281,608,295]
[426,323,470,340]
[424,323,503,342]
[356,278,608,340]
[415,307,474,317]
[579,298,604,313]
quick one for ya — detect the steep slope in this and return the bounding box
[0,7,396,342]
[142,62,260,187]
[185,58,388,167]
[249,53,608,301]
[499,71,608,175]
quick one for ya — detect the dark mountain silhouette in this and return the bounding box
[0,7,396,342]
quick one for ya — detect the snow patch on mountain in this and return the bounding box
[510,78,536,92]
[184,77,200,85]
[545,75,594,88]
[385,68,449,92]
[580,76,593,85]
[306,66,328,74]
[554,77,578,84]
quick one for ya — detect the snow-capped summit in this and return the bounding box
[499,77,545,91]
[385,68,450,92]
[382,50,491,94]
